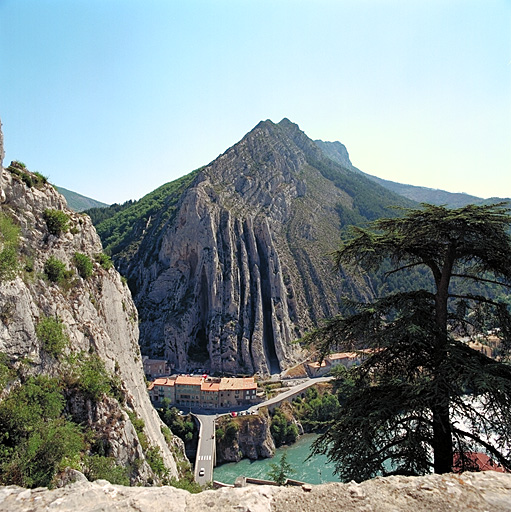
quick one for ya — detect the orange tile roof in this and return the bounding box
[201,381,220,392]
[175,375,203,386]
[219,377,256,391]
[150,377,176,389]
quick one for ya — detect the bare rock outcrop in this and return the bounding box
[0,166,181,483]
[121,119,375,376]
[1,471,510,511]
[216,409,275,463]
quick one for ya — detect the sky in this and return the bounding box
[1,0,510,205]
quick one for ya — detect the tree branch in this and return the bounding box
[451,426,511,471]
[451,273,511,289]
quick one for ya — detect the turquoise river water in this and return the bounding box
[213,434,340,485]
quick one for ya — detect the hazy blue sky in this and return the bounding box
[1,0,510,204]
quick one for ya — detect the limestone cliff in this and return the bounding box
[0,161,181,483]
[216,410,275,464]
[106,119,411,376]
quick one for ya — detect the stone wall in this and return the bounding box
[1,471,510,511]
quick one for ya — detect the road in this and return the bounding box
[191,375,334,484]
[194,412,216,485]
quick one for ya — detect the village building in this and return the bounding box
[306,350,369,377]
[142,357,172,380]
[148,377,175,405]
[148,375,258,410]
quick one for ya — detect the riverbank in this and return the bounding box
[213,434,339,485]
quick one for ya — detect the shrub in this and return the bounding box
[75,354,112,401]
[0,213,20,281]
[94,252,113,270]
[145,445,168,479]
[36,315,68,357]
[83,455,129,486]
[44,256,69,283]
[73,252,93,279]
[43,209,69,236]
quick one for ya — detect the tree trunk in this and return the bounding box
[431,399,453,473]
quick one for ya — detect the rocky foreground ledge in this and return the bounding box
[1,472,511,512]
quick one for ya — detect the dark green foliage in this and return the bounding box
[73,252,93,279]
[307,203,511,481]
[36,315,69,357]
[83,455,130,486]
[0,212,20,281]
[74,354,114,401]
[293,387,340,431]
[44,256,71,283]
[0,375,84,488]
[270,409,298,447]
[43,209,70,236]
[127,410,149,451]
[158,404,195,443]
[145,446,168,479]
[94,252,113,270]
[267,452,294,485]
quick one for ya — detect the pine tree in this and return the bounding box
[307,203,511,481]
[267,452,294,485]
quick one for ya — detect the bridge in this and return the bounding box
[191,376,333,484]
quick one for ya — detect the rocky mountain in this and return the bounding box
[89,119,414,376]
[315,139,510,208]
[56,186,109,212]
[0,120,183,485]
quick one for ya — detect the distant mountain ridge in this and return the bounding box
[56,186,109,212]
[315,139,509,208]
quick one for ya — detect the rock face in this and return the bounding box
[113,119,409,376]
[1,471,510,512]
[216,410,275,464]
[0,165,181,482]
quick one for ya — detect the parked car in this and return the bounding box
[199,468,205,477]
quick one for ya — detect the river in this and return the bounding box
[213,434,340,485]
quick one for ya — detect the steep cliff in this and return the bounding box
[216,409,275,464]
[96,119,412,376]
[0,157,182,484]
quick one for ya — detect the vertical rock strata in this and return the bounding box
[123,120,360,375]
[0,166,180,482]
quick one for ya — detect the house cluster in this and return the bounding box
[305,349,372,377]
[148,374,258,410]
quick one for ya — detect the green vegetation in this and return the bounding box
[158,403,195,443]
[43,209,70,236]
[270,408,298,447]
[73,252,93,279]
[7,161,47,189]
[0,349,148,488]
[36,315,69,357]
[44,256,72,284]
[69,353,121,402]
[94,252,113,270]
[0,374,84,488]
[83,455,130,486]
[307,203,511,481]
[0,212,20,281]
[86,170,198,258]
[292,385,339,431]
[267,452,294,485]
